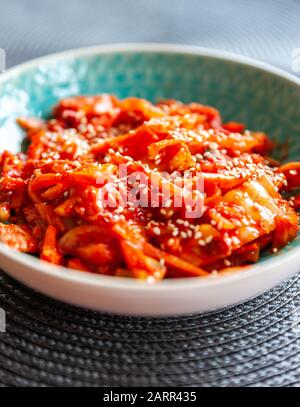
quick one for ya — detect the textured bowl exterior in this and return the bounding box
[0,44,300,315]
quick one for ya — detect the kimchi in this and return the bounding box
[0,95,299,280]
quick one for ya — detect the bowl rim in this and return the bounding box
[0,42,300,291]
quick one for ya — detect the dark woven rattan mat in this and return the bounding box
[0,270,300,387]
[1,0,300,387]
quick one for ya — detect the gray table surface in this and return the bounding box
[0,0,300,387]
[1,0,300,72]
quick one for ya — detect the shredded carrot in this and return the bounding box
[41,225,63,265]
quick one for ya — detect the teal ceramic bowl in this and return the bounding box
[0,44,300,315]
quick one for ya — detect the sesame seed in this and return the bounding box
[167,238,175,246]
[194,232,202,239]
[159,259,165,266]
[153,227,161,236]
[232,236,240,245]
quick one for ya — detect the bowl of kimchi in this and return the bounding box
[0,44,300,315]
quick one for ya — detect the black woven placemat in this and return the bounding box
[1,0,300,387]
[0,270,300,387]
